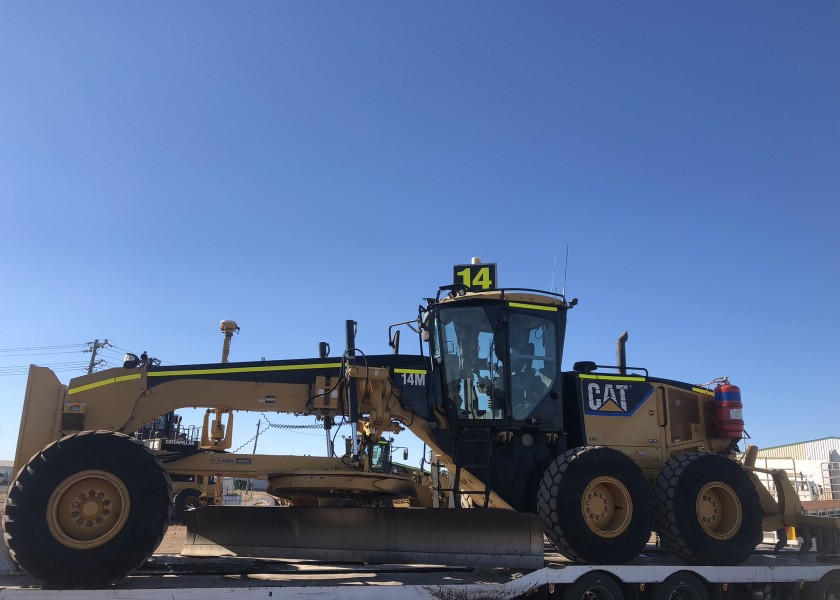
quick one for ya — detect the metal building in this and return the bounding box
[753,437,840,509]
[756,437,840,461]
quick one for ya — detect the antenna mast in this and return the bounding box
[562,245,570,296]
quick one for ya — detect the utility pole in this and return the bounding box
[252,420,261,454]
[86,339,108,374]
[249,420,261,497]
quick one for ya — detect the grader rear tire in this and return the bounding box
[653,452,762,565]
[2,431,172,588]
[539,446,653,564]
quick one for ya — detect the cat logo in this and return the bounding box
[587,383,630,412]
[580,377,653,417]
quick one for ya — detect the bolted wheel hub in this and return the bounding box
[47,469,131,549]
[696,481,742,540]
[581,476,633,538]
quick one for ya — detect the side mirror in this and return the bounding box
[403,448,408,461]
[420,310,430,342]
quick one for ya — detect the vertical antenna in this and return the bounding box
[562,245,570,297]
[550,255,558,293]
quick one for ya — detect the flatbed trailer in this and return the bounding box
[2,542,839,600]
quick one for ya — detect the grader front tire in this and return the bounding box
[2,431,172,588]
[539,446,653,564]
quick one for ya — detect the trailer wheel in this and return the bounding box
[651,572,710,600]
[562,571,625,600]
[539,446,653,564]
[2,431,172,588]
[172,488,202,524]
[804,570,840,600]
[654,452,762,565]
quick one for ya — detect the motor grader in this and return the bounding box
[3,260,839,589]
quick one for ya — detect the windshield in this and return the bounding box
[431,302,559,421]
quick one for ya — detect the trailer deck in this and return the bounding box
[2,541,839,600]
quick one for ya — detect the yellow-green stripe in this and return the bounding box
[692,387,714,396]
[508,302,558,312]
[578,374,645,382]
[68,363,345,395]
[147,363,343,377]
[68,373,142,395]
[393,368,427,375]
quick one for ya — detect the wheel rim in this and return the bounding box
[575,584,619,600]
[47,469,130,549]
[664,583,705,600]
[696,481,741,540]
[581,476,633,538]
[184,495,201,510]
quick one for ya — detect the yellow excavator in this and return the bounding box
[3,260,839,588]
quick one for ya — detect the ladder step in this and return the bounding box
[452,430,495,510]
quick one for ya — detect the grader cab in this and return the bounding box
[3,260,839,589]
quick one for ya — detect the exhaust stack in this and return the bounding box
[617,331,628,375]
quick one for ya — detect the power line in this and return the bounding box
[0,362,90,370]
[98,344,172,365]
[0,350,93,357]
[0,339,176,375]
[0,366,90,376]
[0,343,88,352]
[0,340,110,376]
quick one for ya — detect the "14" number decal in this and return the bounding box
[452,264,497,291]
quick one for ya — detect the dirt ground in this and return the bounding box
[157,523,187,554]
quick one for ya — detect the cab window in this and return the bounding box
[434,305,506,420]
[508,313,557,420]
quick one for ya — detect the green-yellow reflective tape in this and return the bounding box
[692,387,714,396]
[578,374,646,382]
[146,363,343,378]
[393,368,427,375]
[508,302,558,312]
[68,373,142,395]
[68,363,345,395]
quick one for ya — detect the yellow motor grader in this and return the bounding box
[3,261,839,589]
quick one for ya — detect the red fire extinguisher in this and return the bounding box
[713,378,744,439]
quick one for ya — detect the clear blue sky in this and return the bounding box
[1,2,838,465]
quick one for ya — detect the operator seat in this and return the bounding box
[512,342,534,374]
